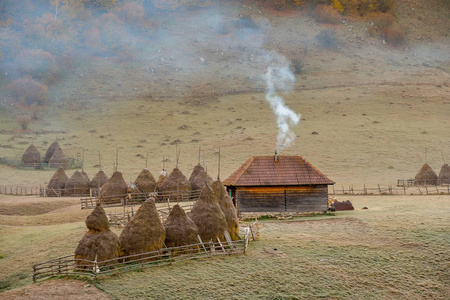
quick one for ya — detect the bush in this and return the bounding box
[291,59,304,74]
[14,49,61,85]
[381,24,405,46]
[17,115,32,130]
[316,29,339,49]
[116,2,145,26]
[367,12,395,28]
[7,78,49,107]
[311,4,341,24]
[339,0,394,16]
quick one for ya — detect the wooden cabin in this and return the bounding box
[223,155,335,213]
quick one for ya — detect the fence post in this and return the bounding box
[425,186,428,195]
[364,184,367,195]
[435,186,439,194]
[403,185,406,195]
[378,185,382,194]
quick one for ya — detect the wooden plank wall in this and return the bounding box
[236,185,328,212]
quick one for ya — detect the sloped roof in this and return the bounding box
[223,155,334,187]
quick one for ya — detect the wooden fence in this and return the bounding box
[33,221,258,283]
[330,184,450,195]
[0,185,42,196]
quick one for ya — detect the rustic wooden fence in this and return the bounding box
[330,184,450,195]
[0,185,42,196]
[33,222,258,283]
[0,156,82,170]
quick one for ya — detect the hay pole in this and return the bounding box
[115,148,119,172]
[441,148,446,165]
[217,147,221,180]
[146,151,149,168]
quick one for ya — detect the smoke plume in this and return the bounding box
[263,55,301,152]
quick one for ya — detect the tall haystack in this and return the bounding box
[65,170,90,196]
[158,168,192,200]
[190,185,227,243]
[90,170,109,189]
[157,170,167,189]
[119,198,166,258]
[48,147,68,168]
[414,163,438,186]
[44,141,60,163]
[47,166,69,197]
[212,179,240,240]
[438,164,450,185]
[134,168,157,194]
[99,171,128,203]
[75,204,122,269]
[191,170,214,191]
[189,163,205,184]
[164,204,200,256]
[22,144,41,164]
[81,170,90,182]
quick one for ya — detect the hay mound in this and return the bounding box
[44,141,60,163]
[164,204,200,255]
[75,204,121,268]
[333,200,354,211]
[190,185,227,243]
[438,164,450,185]
[47,166,69,197]
[48,147,68,168]
[189,163,205,184]
[414,163,438,186]
[134,168,157,194]
[119,198,166,257]
[81,170,90,182]
[65,170,90,196]
[99,171,128,203]
[90,170,109,189]
[191,170,213,191]
[22,144,41,164]
[212,180,239,240]
[159,168,192,200]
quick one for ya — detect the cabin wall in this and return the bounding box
[235,185,328,212]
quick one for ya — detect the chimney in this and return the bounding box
[274,150,278,162]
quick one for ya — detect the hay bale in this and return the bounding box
[191,170,213,191]
[48,147,68,168]
[119,198,166,257]
[414,163,438,186]
[158,168,191,201]
[190,185,227,243]
[189,163,204,184]
[90,170,109,189]
[164,204,200,255]
[99,171,128,203]
[212,180,239,240]
[22,144,41,164]
[65,170,90,196]
[438,164,450,185]
[47,166,69,197]
[44,141,59,163]
[75,204,121,269]
[134,168,157,194]
[333,200,354,211]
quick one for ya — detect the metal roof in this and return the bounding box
[223,155,334,187]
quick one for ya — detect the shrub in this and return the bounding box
[14,49,61,85]
[381,24,405,46]
[116,2,145,26]
[17,115,32,130]
[316,29,339,49]
[311,4,341,24]
[367,11,395,28]
[291,59,304,74]
[7,78,49,107]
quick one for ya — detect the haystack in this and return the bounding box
[438,164,450,185]
[158,168,191,201]
[119,198,166,258]
[333,200,354,211]
[90,170,109,189]
[48,147,68,168]
[164,204,200,255]
[65,170,90,196]
[414,163,438,186]
[47,166,69,197]
[44,141,60,163]
[134,168,157,194]
[191,170,213,191]
[81,170,90,182]
[75,204,122,269]
[22,144,41,164]
[190,185,227,243]
[189,163,205,184]
[99,171,128,203]
[212,179,240,240]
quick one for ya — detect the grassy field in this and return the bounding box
[0,195,449,299]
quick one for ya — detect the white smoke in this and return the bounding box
[264,57,301,153]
